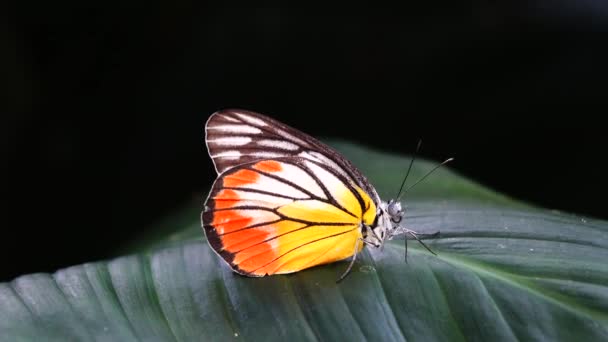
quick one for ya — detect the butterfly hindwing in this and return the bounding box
[202,158,377,276]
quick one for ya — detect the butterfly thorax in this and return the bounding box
[362,199,404,248]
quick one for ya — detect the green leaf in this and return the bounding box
[2,140,608,341]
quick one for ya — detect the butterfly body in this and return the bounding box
[202,109,405,276]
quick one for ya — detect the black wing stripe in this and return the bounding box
[205,219,283,236]
[279,159,360,219]
[212,219,354,238]
[215,182,358,221]
[247,168,324,201]
[232,222,358,254]
[304,159,367,216]
[247,227,358,274]
[211,205,357,229]
[249,166,358,219]
[221,186,304,200]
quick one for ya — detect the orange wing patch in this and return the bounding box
[212,209,279,235]
[202,158,376,276]
[252,160,283,172]
[222,169,260,187]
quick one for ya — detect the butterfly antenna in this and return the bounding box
[395,139,422,199]
[399,157,454,198]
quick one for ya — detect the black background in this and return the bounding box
[3,3,607,281]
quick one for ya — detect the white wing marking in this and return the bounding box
[257,139,300,151]
[247,151,286,159]
[273,163,326,199]
[208,124,262,134]
[218,115,240,123]
[235,113,268,126]
[300,151,349,178]
[212,150,242,158]
[208,136,252,146]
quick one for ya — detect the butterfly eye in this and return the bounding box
[387,201,402,217]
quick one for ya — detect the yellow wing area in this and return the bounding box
[203,159,377,276]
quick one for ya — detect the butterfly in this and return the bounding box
[201,109,445,280]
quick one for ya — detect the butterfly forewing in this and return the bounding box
[205,109,380,204]
[202,158,377,276]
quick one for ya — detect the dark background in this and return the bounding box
[3,3,607,281]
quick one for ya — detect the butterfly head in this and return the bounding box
[386,199,405,224]
[363,199,405,248]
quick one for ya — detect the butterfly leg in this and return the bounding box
[336,238,366,283]
[402,228,440,262]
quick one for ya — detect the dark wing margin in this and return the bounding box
[204,109,380,204]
